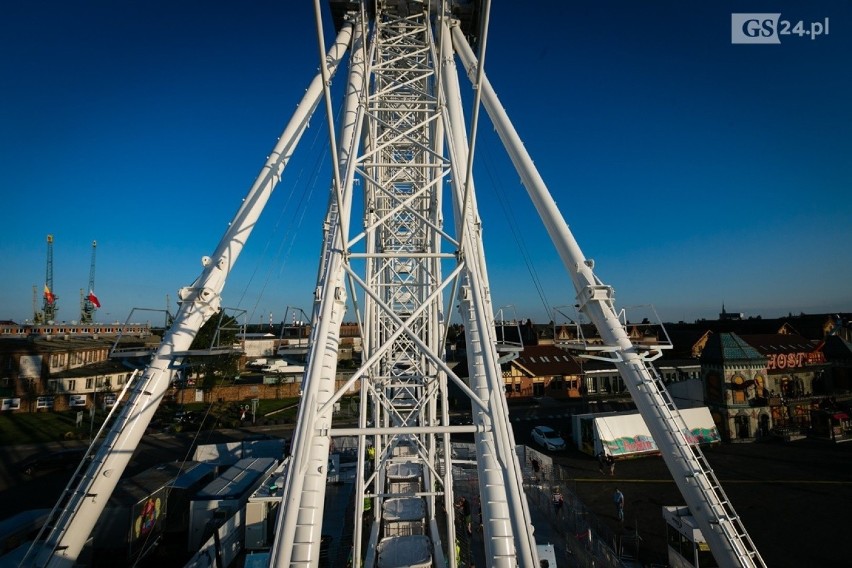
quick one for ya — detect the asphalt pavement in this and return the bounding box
[2,416,850,567]
[539,437,852,567]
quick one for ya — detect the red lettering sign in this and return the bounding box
[766,351,819,371]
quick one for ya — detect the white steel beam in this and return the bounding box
[32,22,354,568]
[269,7,366,567]
[452,22,767,568]
[439,13,538,568]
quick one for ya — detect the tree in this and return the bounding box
[188,313,241,393]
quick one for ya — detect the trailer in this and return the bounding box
[163,462,219,536]
[663,505,715,568]
[89,462,198,565]
[244,460,289,551]
[188,457,277,552]
[572,407,720,458]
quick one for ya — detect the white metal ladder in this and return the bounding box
[638,360,767,567]
[21,369,143,567]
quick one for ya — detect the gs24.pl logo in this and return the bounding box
[732,13,830,43]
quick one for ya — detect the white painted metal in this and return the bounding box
[268,5,365,566]
[29,2,768,567]
[272,2,539,567]
[439,13,536,567]
[31,23,355,568]
[452,22,767,568]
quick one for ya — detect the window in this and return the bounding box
[85,378,93,390]
[36,396,54,409]
[68,379,76,392]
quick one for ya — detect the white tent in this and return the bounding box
[571,407,720,457]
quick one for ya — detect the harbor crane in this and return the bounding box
[33,234,58,324]
[80,241,99,324]
[25,2,766,567]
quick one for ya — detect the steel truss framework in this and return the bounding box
[27,2,767,568]
[272,3,536,567]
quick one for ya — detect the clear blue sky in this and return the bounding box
[2,1,850,327]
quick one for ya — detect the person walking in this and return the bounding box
[366,443,375,475]
[613,488,624,523]
[597,451,606,475]
[531,457,541,482]
[456,496,472,535]
[552,487,564,519]
[605,454,615,476]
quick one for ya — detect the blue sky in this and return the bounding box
[1,1,850,327]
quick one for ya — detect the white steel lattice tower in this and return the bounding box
[271,2,538,567]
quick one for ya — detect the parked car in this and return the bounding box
[531,425,566,451]
[18,447,88,476]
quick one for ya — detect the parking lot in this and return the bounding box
[539,437,852,567]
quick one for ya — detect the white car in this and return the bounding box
[531,426,566,451]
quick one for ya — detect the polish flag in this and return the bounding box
[43,284,56,305]
[87,290,101,308]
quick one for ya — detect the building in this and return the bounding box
[238,333,278,359]
[501,344,583,399]
[2,312,850,430]
[0,324,157,412]
[700,333,773,442]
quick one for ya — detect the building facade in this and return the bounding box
[700,333,773,442]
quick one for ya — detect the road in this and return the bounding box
[2,404,850,567]
[512,408,852,568]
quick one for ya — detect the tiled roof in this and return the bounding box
[665,313,852,342]
[700,332,764,363]
[740,334,818,354]
[512,344,582,375]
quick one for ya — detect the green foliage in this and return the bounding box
[191,313,239,350]
[188,313,241,391]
